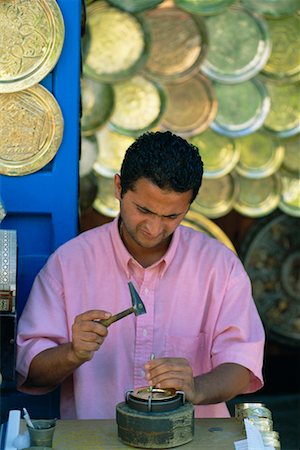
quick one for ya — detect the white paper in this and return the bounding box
[4,410,20,450]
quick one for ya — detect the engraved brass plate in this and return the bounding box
[174,0,236,15]
[233,172,281,217]
[0,0,65,93]
[80,136,98,178]
[107,0,163,13]
[240,0,300,18]
[200,5,271,83]
[189,129,239,178]
[235,131,284,179]
[211,78,270,137]
[281,134,300,175]
[160,74,217,137]
[93,173,119,217]
[279,168,300,218]
[0,84,64,176]
[144,4,208,82]
[83,1,149,82]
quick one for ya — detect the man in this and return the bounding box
[16,131,265,419]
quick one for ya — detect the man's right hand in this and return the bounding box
[71,309,112,363]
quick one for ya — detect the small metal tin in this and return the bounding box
[93,126,135,178]
[240,0,300,18]
[183,210,236,253]
[191,173,237,218]
[211,77,270,137]
[239,406,273,420]
[80,136,98,178]
[143,4,208,82]
[279,168,300,218]
[0,84,64,176]
[261,14,300,84]
[247,417,273,432]
[81,76,114,136]
[233,172,281,217]
[189,129,240,178]
[235,131,285,179]
[263,81,300,138]
[83,1,150,82]
[93,173,119,217]
[281,134,300,175]
[235,403,266,419]
[160,74,217,137]
[107,0,164,13]
[200,5,271,84]
[109,75,166,137]
[174,0,236,15]
[0,0,65,93]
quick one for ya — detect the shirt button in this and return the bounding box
[144,288,149,294]
[143,329,148,337]
[140,369,145,377]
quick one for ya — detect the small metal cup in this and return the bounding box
[26,419,56,448]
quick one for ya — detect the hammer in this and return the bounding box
[99,282,146,327]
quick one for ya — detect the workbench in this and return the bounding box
[21,418,245,449]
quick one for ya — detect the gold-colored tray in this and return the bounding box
[0,84,64,176]
[0,0,64,93]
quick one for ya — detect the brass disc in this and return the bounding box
[0,0,64,93]
[0,84,64,176]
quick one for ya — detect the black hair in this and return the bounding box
[120,131,203,203]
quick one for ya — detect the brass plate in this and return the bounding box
[191,174,237,219]
[81,76,114,136]
[0,84,64,176]
[261,15,300,83]
[281,134,300,175]
[160,74,217,137]
[211,78,270,137]
[93,173,119,217]
[93,126,135,177]
[235,131,284,179]
[233,172,281,217]
[144,4,208,82]
[279,168,300,218]
[189,129,239,178]
[183,210,236,253]
[107,0,164,13]
[200,6,271,83]
[174,0,236,15]
[83,1,149,82]
[80,136,98,178]
[240,213,300,346]
[240,0,300,18]
[109,75,166,137]
[0,0,64,93]
[263,81,300,138]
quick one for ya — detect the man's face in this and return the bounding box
[114,175,192,255]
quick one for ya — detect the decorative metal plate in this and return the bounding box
[174,0,236,15]
[109,75,166,137]
[211,77,270,137]
[235,131,284,179]
[240,0,300,18]
[200,6,271,84]
[93,126,135,178]
[189,129,239,178]
[261,14,300,83]
[0,0,65,93]
[279,168,300,218]
[190,174,237,219]
[240,213,300,346]
[263,81,300,138]
[83,1,150,82]
[80,136,98,178]
[93,173,119,217]
[107,0,164,13]
[81,76,114,136]
[0,84,64,176]
[143,4,208,82]
[281,134,300,175]
[183,210,236,253]
[160,74,217,137]
[233,172,281,218]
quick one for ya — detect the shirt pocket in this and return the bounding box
[163,333,210,375]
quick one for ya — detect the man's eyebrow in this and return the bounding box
[135,203,185,218]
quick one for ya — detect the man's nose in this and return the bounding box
[146,215,163,235]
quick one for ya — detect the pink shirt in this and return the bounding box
[17,217,264,419]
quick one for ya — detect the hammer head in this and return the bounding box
[128,282,147,316]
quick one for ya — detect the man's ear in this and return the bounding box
[114,174,122,200]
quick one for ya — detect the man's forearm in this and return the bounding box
[25,343,84,388]
[194,363,251,405]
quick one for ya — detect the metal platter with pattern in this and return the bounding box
[240,213,300,347]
